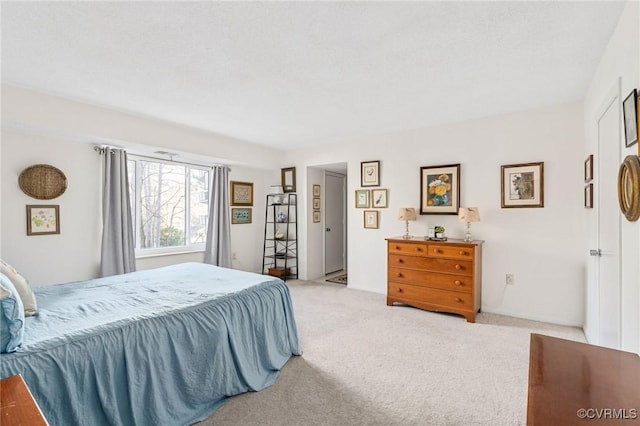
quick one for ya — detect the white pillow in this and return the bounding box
[0,259,37,316]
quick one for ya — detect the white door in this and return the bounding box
[325,172,346,274]
[593,81,622,349]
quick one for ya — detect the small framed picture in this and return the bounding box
[500,162,544,208]
[230,181,253,206]
[355,189,370,208]
[313,211,321,223]
[313,197,321,210]
[27,205,60,235]
[584,154,594,182]
[231,208,252,224]
[584,183,593,209]
[622,89,638,148]
[313,184,321,197]
[361,160,380,187]
[371,188,388,208]
[364,210,379,229]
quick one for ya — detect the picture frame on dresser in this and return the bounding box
[419,164,460,215]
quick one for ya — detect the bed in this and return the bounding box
[0,262,300,426]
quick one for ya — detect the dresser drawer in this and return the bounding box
[387,283,473,310]
[388,254,473,275]
[428,244,474,261]
[388,267,473,293]
[388,242,428,256]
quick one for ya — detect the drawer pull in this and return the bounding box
[395,246,400,250]
[454,280,462,286]
[455,264,462,270]
[397,258,404,264]
[416,247,423,252]
[396,273,403,278]
[459,250,466,255]
[433,249,441,254]
[455,297,463,303]
[396,288,402,293]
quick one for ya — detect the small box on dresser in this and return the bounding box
[386,237,483,323]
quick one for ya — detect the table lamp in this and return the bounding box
[398,208,417,239]
[458,207,480,242]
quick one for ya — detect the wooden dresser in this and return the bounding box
[386,237,483,322]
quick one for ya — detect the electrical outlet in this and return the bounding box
[506,274,514,285]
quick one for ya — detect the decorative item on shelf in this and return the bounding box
[19,164,68,200]
[274,228,285,240]
[426,227,435,240]
[458,207,480,242]
[397,207,416,239]
[277,212,287,223]
[434,226,447,240]
[269,184,284,204]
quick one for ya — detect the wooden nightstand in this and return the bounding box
[0,374,48,426]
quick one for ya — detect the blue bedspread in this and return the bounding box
[0,263,300,426]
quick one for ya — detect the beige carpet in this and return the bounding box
[198,280,585,426]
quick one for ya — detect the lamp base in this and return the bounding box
[402,220,411,239]
[463,222,473,242]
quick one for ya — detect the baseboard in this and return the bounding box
[481,306,584,328]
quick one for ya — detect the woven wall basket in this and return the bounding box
[18,164,68,200]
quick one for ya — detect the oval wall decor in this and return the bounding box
[18,164,68,200]
[617,155,640,222]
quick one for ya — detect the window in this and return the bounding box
[128,156,210,255]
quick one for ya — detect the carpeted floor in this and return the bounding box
[325,273,347,285]
[199,280,585,426]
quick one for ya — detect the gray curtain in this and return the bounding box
[100,148,136,277]
[204,166,232,267]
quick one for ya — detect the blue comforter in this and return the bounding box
[0,263,300,426]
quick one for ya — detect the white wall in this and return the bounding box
[1,87,282,285]
[583,1,639,353]
[288,102,585,326]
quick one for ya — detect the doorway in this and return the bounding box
[324,171,346,275]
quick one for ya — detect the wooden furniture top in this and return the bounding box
[527,333,640,425]
[386,237,484,245]
[0,374,49,426]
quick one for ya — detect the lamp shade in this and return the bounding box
[458,207,480,223]
[398,208,417,221]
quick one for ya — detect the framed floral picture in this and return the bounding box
[501,162,544,208]
[27,205,60,235]
[371,189,388,208]
[313,197,321,210]
[355,190,370,208]
[230,181,253,206]
[313,184,321,197]
[313,211,321,223]
[364,210,379,229]
[361,160,380,187]
[419,164,460,215]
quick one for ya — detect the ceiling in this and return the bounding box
[1,1,625,151]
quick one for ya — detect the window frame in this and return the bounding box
[128,155,210,257]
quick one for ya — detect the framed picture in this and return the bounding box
[584,154,594,182]
[501,162,544,208]
[313,184,321,197]
[231,208,252,224]
[584,183,593,209]
[363,210,379,229]
[230,181,253,206]
[313,211,321,223]
[622,89,638,148]
[313,197,321,210]
[371,188,388,208]
[361,160,380,187]
[419,164,460,215]
[27,205,59,235]
[281,167,296,192]
[355,189,370,208]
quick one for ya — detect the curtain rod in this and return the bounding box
[94,145,230,170]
